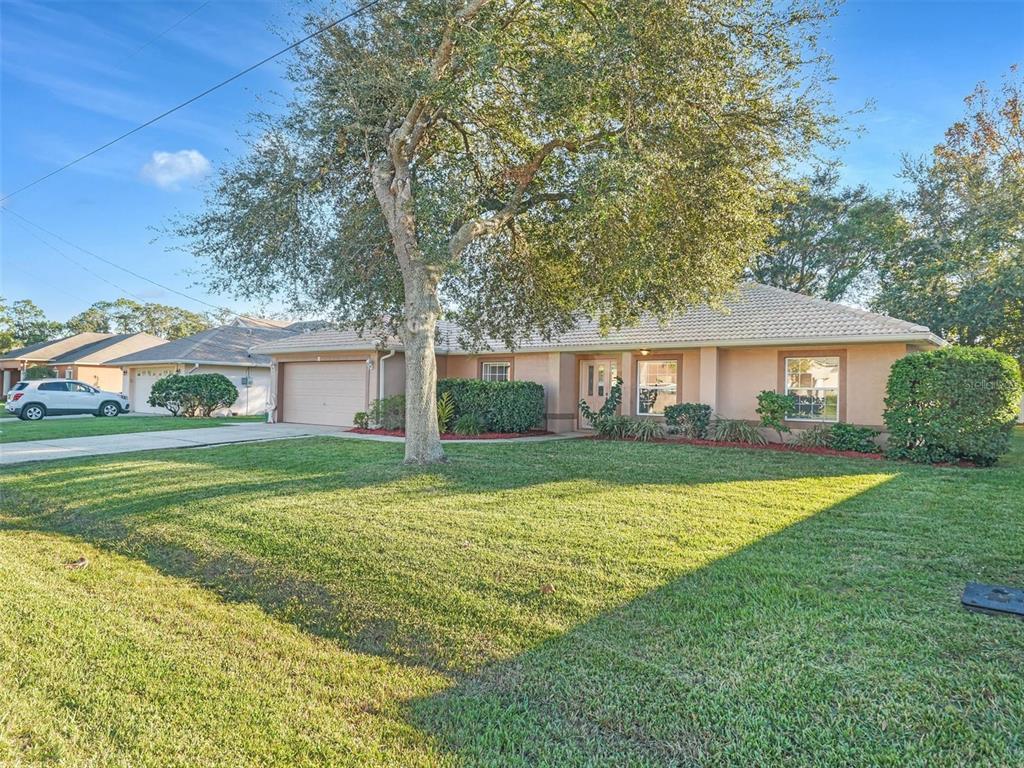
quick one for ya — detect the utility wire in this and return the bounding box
[113,1,211,67]
[2,207,231,313]
[0,0,384,204]
[4,214,148,301]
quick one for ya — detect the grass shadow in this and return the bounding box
[410,467,1024,765]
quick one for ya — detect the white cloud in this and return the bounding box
[140,149,211,189]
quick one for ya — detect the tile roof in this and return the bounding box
[107,326,297,367]
[250,283,941,356]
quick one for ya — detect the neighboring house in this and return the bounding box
[250,283,945,433]
[48,333,168,390]
[107,325,299,416]
[0,332,165,395]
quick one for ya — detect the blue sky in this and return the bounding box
[2,0,1022,322]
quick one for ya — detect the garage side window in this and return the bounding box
[481,362,511,382]
[785,356,840,421]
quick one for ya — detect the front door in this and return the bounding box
[579,358,618,428]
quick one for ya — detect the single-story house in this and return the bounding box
[249,283,946,433]
[48,333,168,390]
[0,332,165,395]
[108,325,301,416]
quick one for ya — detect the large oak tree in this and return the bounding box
[181,0,838,463]
[746,167,905,303]
[873,68,1024,366]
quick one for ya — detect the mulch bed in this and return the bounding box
[348,428,553,441]
[587,433,886,460]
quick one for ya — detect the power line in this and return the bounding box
[4,214,148,300]
[113,1,211,67]
[2,207,230,313]
[0,0,384,204]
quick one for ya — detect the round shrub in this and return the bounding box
[148,373,238,417]
[663,403,712,438]
[884,347,1023,466]
[436,379,544,433]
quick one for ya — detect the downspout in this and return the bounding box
[378,349,396,402]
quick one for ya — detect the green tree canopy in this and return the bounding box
[64,299,212,340]
[0,298,64,352]
[746,167,906,302]
[873,68,1024,365]
[180,0,839,462]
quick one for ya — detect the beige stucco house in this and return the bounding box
[250,283,946,433]
[108,324,303,416]
[0,332,166,394]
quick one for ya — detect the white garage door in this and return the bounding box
[133,366,178,414]
[282,361,366,426]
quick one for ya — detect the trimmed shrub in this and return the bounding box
[756,390,797,442]
[437,378,544,433]
[884,346,1023,466]
[828,423,880,453]
[368,395,406,430]
[148,373,238,417]
[711,418,768,445]
[353,411,369,429]
[663,402,712,438]
[25,366,57,380]
[452,413,485,435]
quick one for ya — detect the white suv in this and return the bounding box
[5,379,130,420]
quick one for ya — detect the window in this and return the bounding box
[481,362,511,382]
[11,382,28,391]
[636,360,677,415]
[64,368,73,379]
[785,356,840,421]
[39,382,69,392]
[69,382,96,393]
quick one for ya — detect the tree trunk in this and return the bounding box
[399,264,446,464]
[371,157,446,463]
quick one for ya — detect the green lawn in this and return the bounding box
[0,414,264,443]
[1,430,1022,766]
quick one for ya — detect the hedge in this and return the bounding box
[436,378,545,433]
[148,373,239,417]
[883,346,1023,466]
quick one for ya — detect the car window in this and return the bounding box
[11,382,28,391]
[38,382,69,391]
[69,382,96,393]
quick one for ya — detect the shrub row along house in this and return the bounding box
[251,283,948,433]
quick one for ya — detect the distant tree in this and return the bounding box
[0,299,15,353]
[873,68,1024,365]
[63,303,114,334]
[1,299,64,349]
[65,299,211,340]
[180,0,839,463]
[746,167,906,302]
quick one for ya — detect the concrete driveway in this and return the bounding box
[0,423,346,466]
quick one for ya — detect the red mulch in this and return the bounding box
[586,434,885,460]
[348,428,553,440]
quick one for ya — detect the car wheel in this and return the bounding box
[22,403,46,421]
[99,401,121,417]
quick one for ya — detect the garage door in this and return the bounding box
[282,361,366,426]
[133,366,177,414]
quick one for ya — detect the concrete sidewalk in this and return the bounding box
[0,423,347,466]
